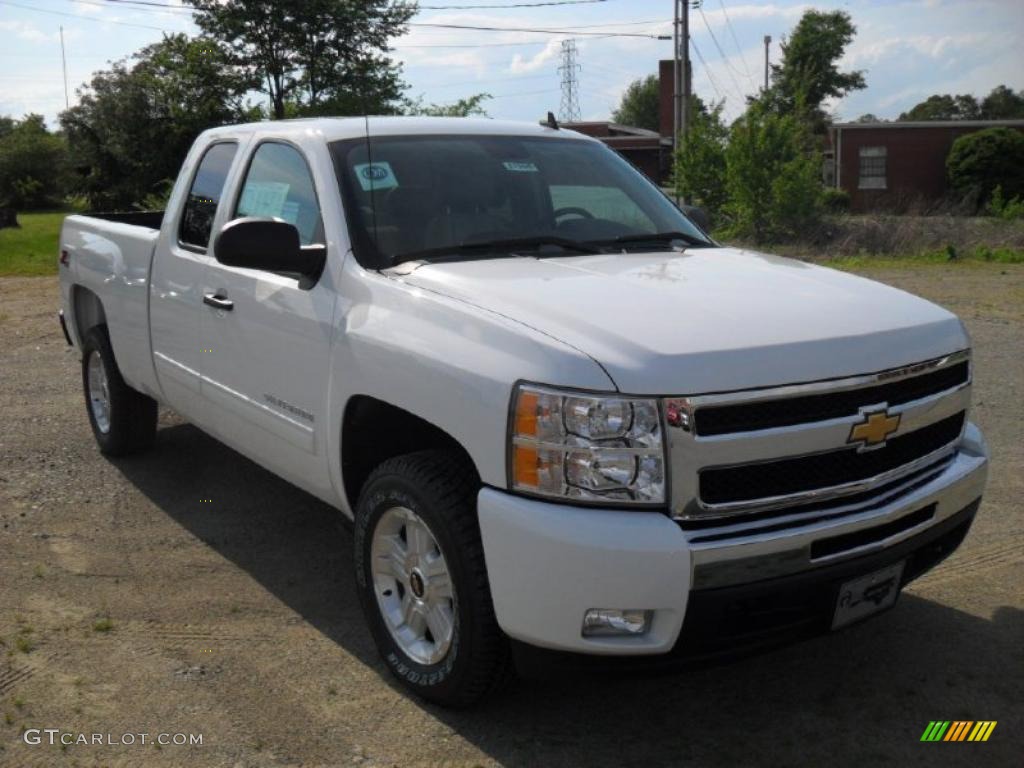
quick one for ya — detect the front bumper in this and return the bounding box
[477,423,988,656]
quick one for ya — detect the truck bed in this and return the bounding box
[78,210,165,230]
[60,211,166,400]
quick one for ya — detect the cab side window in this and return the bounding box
[179,142,238,250]
[235,143,324,246]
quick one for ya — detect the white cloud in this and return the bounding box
[509,38,564,75]
[0,20,54,43]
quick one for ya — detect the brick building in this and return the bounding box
[555,60,682,185]
[827,120,1024,212]
[555,121,670,182]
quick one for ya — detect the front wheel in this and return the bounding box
[354,451,512,707]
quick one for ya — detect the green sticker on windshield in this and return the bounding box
[354,162,398,191]
[503,161,538,173]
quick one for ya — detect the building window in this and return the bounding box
[858,146,887,190]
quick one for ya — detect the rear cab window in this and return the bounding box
[179,142,238,251]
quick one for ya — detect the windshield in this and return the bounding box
[330,134,712,268]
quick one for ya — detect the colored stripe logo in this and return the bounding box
[920,721,997,742]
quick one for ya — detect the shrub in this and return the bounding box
[821,187,850,213]
[947,127,1024,206]
[986,185,1024,220]
[673,102,729,225]
[724,105,823,242]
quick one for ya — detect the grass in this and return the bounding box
[823,245,1024,270]
[15,627,35,654]
[0,210,73,277]
[92,617,114,633]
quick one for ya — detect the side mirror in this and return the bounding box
[681,204,710,233]
[213,217,325,278]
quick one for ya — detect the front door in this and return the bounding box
[198,141,337,496]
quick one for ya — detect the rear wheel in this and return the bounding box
[354,450,512,707]
[81,326,157,456]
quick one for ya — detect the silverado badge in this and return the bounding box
[848,407,901,450]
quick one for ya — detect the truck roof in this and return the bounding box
[199,116,595,144]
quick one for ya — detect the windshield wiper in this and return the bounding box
[392,236,600,266]
[590,231,709,248]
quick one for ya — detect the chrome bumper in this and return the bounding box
[688,422,988,589]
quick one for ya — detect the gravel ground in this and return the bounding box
[1,265,1021,768]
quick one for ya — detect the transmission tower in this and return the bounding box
[558,39,582,123]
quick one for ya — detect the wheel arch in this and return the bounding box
[70,284,107,347]
[341,395,480,512]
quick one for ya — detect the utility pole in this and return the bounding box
[763,35,771,93]
[60,25,69,111]
[672,0,692,153]
[557,39,582,123]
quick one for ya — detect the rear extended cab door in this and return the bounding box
[150,135,249,420]
[195,135,342,503]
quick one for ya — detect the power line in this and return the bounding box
[408,22,665,38]
[696,5,747,103]
[0,0,183,30]
[689,38,724,103]
[89,0,611,8]
[419,0,609,7]
[717,0,754,82]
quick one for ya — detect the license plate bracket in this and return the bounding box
[832,560,905,630]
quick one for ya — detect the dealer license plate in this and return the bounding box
[832,561,905,630]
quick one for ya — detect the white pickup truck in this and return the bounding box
[59,117,988,706]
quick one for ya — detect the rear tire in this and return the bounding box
[81,326,157,456]
[354,450,512,707]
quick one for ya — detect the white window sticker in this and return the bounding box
[279,200,300,226]
[354,162,399,191]
[238,181,290,218]
[503,161,539,173]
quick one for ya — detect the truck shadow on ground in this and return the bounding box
[115,422,1022,767]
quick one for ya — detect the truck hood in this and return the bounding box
[391,247,968,394]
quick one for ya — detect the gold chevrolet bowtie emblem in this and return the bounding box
[849,409,901,449]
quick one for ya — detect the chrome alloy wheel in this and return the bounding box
[370,506,456,665]
[86,350,111,434]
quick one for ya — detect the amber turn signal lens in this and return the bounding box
[514,390,539,437]
[513,444,539,488]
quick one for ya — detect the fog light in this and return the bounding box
[582,609,651,637]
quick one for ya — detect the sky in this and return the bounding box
[1,0,1022,129]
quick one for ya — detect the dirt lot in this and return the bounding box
[1,265,1021,768]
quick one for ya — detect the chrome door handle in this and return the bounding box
[203,293,234,311]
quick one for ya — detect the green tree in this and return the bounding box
[724,104,822,243]
[899,93,980,121]
[899,85,1024,121]
[980,85,1024,119]
[673,100,728,221]
[0,114,68,209]
[191,0,413,119]
[946,127,1024,205]
[407,93,492,117]
[612,75,660,131]
[61,34,250,209]
[766,10,866,131]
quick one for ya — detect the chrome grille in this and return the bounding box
[665,350,971,524]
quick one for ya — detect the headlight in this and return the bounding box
[509,384,666,505]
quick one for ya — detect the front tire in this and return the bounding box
[81,326,157,456]
[354,450,512,707]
